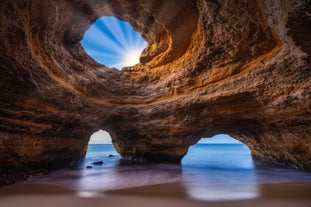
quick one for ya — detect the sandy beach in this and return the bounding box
[1,145,310,207]
[0,182,310,207]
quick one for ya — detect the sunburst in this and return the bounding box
[81,16,147,69]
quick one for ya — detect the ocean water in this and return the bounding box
[26,144,311,201]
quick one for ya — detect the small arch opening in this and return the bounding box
[85,130,119,165]
[80,16,147,70]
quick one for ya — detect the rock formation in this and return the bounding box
[0,0,310,184]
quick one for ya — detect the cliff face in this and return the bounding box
[0,0,310,184]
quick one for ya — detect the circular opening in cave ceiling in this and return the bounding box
[80,16,147,70]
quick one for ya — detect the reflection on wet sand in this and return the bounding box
[1,143,310,207]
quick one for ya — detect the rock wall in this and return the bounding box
[0,0,310,184]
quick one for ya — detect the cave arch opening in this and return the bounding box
[86,129,119,161]
[80,16,147,70]
[181,134,254,170]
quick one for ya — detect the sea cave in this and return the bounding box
[0,0,310,187]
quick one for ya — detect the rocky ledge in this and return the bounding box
[0,0,310,184]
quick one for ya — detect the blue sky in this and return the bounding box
[80,16,147,69]
[198,134,241,144]
[89,130,112,144]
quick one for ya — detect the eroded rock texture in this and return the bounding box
[0,0,310,184]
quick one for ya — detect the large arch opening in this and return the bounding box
[80,16,147,70]
[181,134,257,201]
[182,134,254,169]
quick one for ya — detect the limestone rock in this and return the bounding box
[0,0,310,184]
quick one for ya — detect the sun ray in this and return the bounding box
[104,17,130,51]
[99,17,126,51]
[80,16,147,69]
[82,25,126,54]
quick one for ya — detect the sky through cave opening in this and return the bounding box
[182,134,254,170]
[182,135,257,201]
[87,130,119,161]
[89,130,113,144]
[80,16,147,69]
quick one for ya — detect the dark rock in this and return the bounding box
[92,161,104,165]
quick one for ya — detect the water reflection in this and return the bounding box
[76,190,103,198]
[25,143,311,202]
[76,156,182,191]
[182,169,258,201]
[181,143,259,201]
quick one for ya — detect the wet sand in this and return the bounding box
[0,182,310,207]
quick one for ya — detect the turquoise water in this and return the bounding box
[27,144,311,201]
